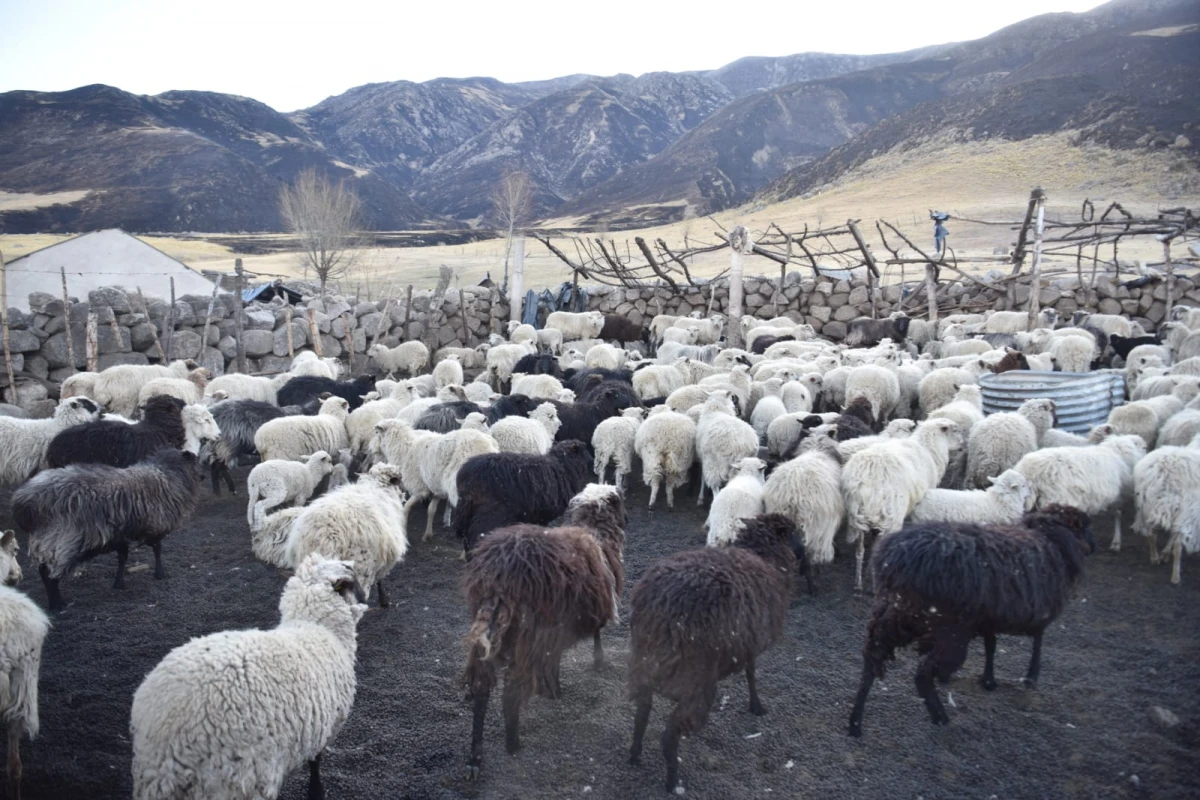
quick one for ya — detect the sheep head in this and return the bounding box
[0,531,21,586]
[292,553,368,620]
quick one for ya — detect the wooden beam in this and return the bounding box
[635,237,678,291]
[60,268,77,375]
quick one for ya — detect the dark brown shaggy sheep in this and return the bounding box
[837,396,878,438]
[992,348,1031,373]
[848,505,1094,737]
[750,334,795,355]
[844,316,911,348]
[600,314,645,343]
[628,513,809,792]
[462,484,626,779]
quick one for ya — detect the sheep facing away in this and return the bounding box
[130,554,367,800]
[628,514,809,792]
[13,449,202,612]
[635,409,697,508]
[966,399,1056,489]
[592,407,647,488]
[764,430,845,566]
[463,485,625,778]
[705,457,766,547]
[848,506,1093,736]
[695,391,759,506]
[1133,443,1200,584]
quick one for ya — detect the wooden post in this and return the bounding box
[509,236,525,324]
[1163,238,1175,322]
[85,311,99,372]
[1026,194,1046,329]
[403,285,414,341]
[234,259,247,373]
[284,306,295,358]
[727,226,751,349]
[107,315,126,353]
[925,264,939,323]
[60,268,77,375]
[0,251,15,404]
[458,288,470,346]
[1008,189,1042,309]
[307,307,323,357]
[776,237,790,317]
[163,277,176,362]
[371,297,395,351]
[136,288,166,362]
[341,312,355,371]
[847,220,880,321]
[201,275,222,359]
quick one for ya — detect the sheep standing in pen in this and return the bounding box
[91,359,196,417]
[0,397,105,486]
[405,429,499,542]
[45,395,191,469]
[635,408,696,508]
[136,367,211,408]
[628,514,809,792]
[848,506,1093,736]
[463,485,625,778]
[917,368,975,417]
[909,469,1033,525]
[13,449,202,612]
[489,402,561,455]
[255,396,350,462]
[59,371,98,401]
[345,382,416,455]
[368,341,430,378]
[545,310,605,342]
[966,398,1056,488]
[284,464,409,606]
[288,350,340,379]
[1158,408,1200,448]
[1107,395,1183,450]
[509,372,565,400]
[1015,434,1146,551]
[246,451,334,524]
[277,374,376,412]
[592,407,647,488]
[705,457,767,546]
[842,418,962,591]
[1132,441,1200,584]
[845,364,900,424]
[507,321,538,349]
[433,354,464,390]
[454,440,593,554]
[750,378,788,440]
[765,429,844,566]
[695,391,759,506]
[546,385,633,444]
[205,372,290,405]
[203,399,303,494]
[130,554,367,800]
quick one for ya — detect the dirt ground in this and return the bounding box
[2,468,1198,800]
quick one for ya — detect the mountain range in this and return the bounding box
[0,0,1196,234]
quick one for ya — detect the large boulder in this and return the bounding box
[6,329,41,353]
[169,329,204,360]
[199,347,225,377]
[130,322,160,351]
[97,352,149,370]
[88,287,132,314]
[245,309,276,330]
[97,325,131,355]
[39,328,86,369]
[242,329,275,357]
[273,321,308,357]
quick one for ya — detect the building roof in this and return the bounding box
[4,229,217,310]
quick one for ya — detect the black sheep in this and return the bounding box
[576,376,642,408]
[547,385,633,443]
[599,314,645,344]
[837,396,878,438]
[1110,334,1160,362]
[276,374,376,411]
[848,505,1094,737]
[563,367,632,394]
[628,514,810,791]
[750,334,795,355]
[414,400,485,433]
[512,353,563,378]
[485,393,539,425]
[453,440,593,553]
[204,399,291,494]
[844,316,911,348]
[46,395,187,469]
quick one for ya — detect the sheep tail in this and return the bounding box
[466,598,510,663]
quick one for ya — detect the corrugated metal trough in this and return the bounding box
[979,371,1125,434]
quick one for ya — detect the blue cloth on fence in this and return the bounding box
[522,289,540,327]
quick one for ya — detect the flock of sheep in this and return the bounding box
[0,299,1198,797]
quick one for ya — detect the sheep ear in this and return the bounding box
[986,475,998,485]
[318,392,332,400]
[0,530,14,550]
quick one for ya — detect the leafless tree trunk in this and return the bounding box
[491,169,533,294]
[279,169,371,293]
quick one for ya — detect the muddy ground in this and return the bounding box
[3,469,1198,800]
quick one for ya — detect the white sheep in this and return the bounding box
[288,350,339,379]
[180,404,221,456]
[59,371,98,400]
[509,372,565,400]
[909,469,1033,525]
[842,418,962,590]
[0,531,49,800]
[845,364,900,423]
[435,345,488,370]
[660,327,701,346]
[1015,434,1146,550]
[584,343,627,371]
[255,396,350,462]
[507,321,538,348]
[131,554,367,799]
[750,378,787,439]
[433,354,464,390]
[705,457,766,546]
[92,359,194,417]
[490,402,561,455]
[137,367,212,408]
[592,407,646,488]
[632,364,686,402]
[966,398,1056,488]
[409,428,499,541]
[368,341,430,378]
[781,381,813,414]
[346,382,416,454]
[634,407,696,508]
[1107,396,1184,448]
[764,412,818,460]
[764,430,844,565]
[205,372,289,405]
[545,310,605,342]
[535,327,563,354]
[1133,441,1200,584]
[918,367,975,416]
[1048,333,1095,373]
[464,377,497,405]
[1158,408,1200,448]
[672,314,725,345]
[835,418,917,459]
[0,396,105,486]
[982,309,1057,334]
[246,451,334,525]
[655,342,720,365]
[695,390,759,505]
[486,342,535,387]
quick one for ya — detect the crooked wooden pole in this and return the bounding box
[234,259,247,373]
[202,274,223,362]
[164,277,176,362]
[61,268,77,375]
[85,311,99,372]
[1163,238,1175,322]
[1026,193,1047,330]
[728,225,750,349]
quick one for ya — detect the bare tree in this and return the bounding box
[279,169,370,293]
[491,168,533,292]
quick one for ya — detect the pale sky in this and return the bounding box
[0,0,1105,112]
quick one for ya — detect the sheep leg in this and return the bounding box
[423,498,440,542]
[1148,527,1162,565]
[666,481,676,510]
[746,659,767,716]
[591,631,612,672]
[152,542,166,580]
[1022,630,1044,687]
[854,534,866,594]
[1170,538,1182,585]
[502,675,523,755]
[914,654,950,726]
[980,631,998,691]
[847,655,875,737]
[7,721,21,800]
[647,478,660,508]
[443,500,453,528]
[375,580,389,608]
[1110,512,1123,552]
[696,478,706,507]
[306,752,324,800]
[629,686,653,765]
[467,689,490,780]
[113,542,129,590]
[39,565,63,614]
[210,460,223,495]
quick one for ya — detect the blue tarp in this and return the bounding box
[521,283,589,327]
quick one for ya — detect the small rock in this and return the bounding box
[1149,705,1180,728]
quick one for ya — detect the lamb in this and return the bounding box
[205,372,289,405]
[909,469,1033,525]
[670,313,725,345]
[592,406,647,488]
[136,367,211,408]
[368,340,430,378]
[490,402,561,455]
[14,449,202,611]
[695,391,759,505]
[966,398,1057,488]
[246,451,334,524]
[45,395,190,469]
[0,397,105,486]
[634,408,697,508]
[628,514,808,792]
[91,359,195,417]
[345,382,416,454]
[536,327,563,354]
[453,440,593,553]
[0,533,50,800]
[545,310,605,341]
[1014,434,1146,550]
[705,457,767,546]
[255,395,349,463]
[285,464,409,605]
[632,364,686,402]
[660,326,700,345]
[463,485,625,778]
[842,418,962,590]
[509,372,565,400]
[750,378,787,439]
[433,354,464,390]
[130,554,367,800]
[276,374,376,412]
[848,505,1093,737]
[1133,441,1200,584]
[764,431,844,565]
[404,428,500,542]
